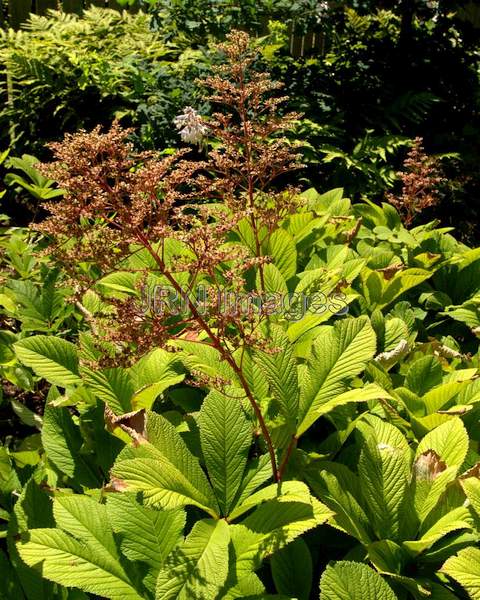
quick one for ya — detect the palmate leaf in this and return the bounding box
[462,477,480,518]
[17,495,143,600]
[17,529,143,600]
[14,335,81,387]
[255,325,299,431]
[155,519,230,600]
[229,481,312,522]
[198,390,252,516]
[53,495,119,561]
[222,573,265,599]
[403,506,473,555]
[441,546,480,599]
[111,412,219,517]
[297,316,376,435]
[230,454,273,510]
[320,561,397,600]
[379,268,432,309]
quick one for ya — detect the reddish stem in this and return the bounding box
[136,231,279,480]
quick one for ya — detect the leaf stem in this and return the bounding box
[136,231,279,481]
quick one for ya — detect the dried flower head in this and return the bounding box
[387,137,445,226]
[37,30,306,481]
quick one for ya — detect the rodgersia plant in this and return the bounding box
[33,30,303,482]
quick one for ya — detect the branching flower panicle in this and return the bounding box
[387,137,445,226]
[37,31,305,481]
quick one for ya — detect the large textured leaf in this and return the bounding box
[415,418,468,472]
[17,529,142,600]
[297,317,376,435]
[14,336,80,387]
[379,268,432,309]
[255,325,299,431]
[405,356,443,396]
[111,412,218,516]
[198,390,252,516]
[308,464,372,545]
[41,404,99,488]
[404,506,473,554]
[266,228,297,280]
[175,340,238,384]
[155,518,230,600]
[230,454,273,511]
[231,487,332,577]
[82,367,134,415]
[107,494,185,573]
[258,263,288,295]
[53,495,119,561]
[130,349,185,410]
[358,418,411,541]
[320,561,397,599]
[229,481,312,522]
[271,538,312,600]
[462,477,480,518]
[441,546,480,599]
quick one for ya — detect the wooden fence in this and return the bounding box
[1,1,131,29]
[0,1,325,57]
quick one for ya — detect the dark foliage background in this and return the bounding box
[0,0,479,238]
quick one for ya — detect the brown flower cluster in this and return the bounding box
[387,137,445,226]
[36,31,305,480]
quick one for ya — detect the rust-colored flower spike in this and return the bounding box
[36,30,305,482]
[387,137,445,226]
[199,30,303,224]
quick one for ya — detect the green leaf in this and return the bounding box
[441,546,480,599]
[271,538,312,600]
[267,228,297,280]
[41,404,99,488]
[307,464,372,545]
[82,367,134,415]
[130,349,185,410]
[358,418,410,541]
[258,263,288,295]
[17,529,143,600]
[156,519,230,600]
[403,506,472,554]
[231,487,332,577]
[405,356,443,396]
[379,268,432,309]
[198,390,252,517]
[14,336,81,387]
[320,561,397,599]
[229,481,312,522]
[111,412,218,516]
[297,317,376,435]
[53,495,119,561]
[255,325,299,431]
[462,477,480,518]
[107,493,185,573]
[415,418,468,472]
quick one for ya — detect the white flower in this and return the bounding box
[174,106,208,144]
